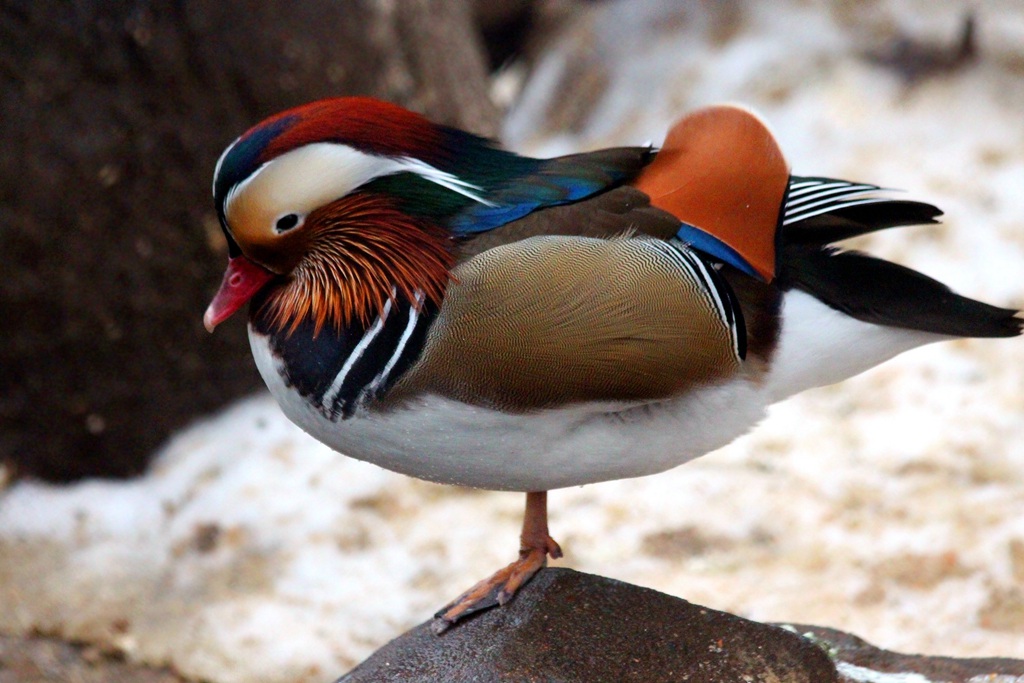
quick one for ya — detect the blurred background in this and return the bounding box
[1,0,1023,681]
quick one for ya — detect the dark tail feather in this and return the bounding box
[777,184,1020,339]
[778,244,1022,338]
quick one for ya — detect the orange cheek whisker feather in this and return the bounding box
[261,193,454,336]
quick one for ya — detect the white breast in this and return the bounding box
[249,329,768,491]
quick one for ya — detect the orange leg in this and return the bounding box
[433,491,562,633]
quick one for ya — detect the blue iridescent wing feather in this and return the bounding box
[448,147,655,234]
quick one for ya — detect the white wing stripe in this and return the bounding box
[654,240,742,360]
[787,180,859,199]
[786,183,878,207]
[682,249,742,360]
[782,197,892,225]
[784,190,880,217]
[786,179,821,191]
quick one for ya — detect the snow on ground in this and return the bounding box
[2,2,1023,681]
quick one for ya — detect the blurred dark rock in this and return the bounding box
[0,0,499,481]
[339,569,1024,682]
[0,634,186,683]
[339,568,840,683]
[474,0,536,69]
[864,12,977,84]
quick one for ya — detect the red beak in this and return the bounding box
[204,255,276,332]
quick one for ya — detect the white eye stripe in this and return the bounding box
[222,142,491,230]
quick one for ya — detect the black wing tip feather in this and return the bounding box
[780,245,1023,339]
[1002,311,1024,338]
[957,304,1024,338]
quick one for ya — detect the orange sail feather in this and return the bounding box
[633,105,789,281]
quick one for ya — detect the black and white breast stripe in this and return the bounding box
[654,238,747,361]
[782,176,891,225]
[318,297,396,415]
[257,290,437,421]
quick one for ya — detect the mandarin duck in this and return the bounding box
[204,98,1022,631]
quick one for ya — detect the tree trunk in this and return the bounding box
[0,0,500,480]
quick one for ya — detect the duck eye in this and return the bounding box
[274,213,302,234]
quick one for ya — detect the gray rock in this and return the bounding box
[786,623,1024,683]
[339,568,839,683]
